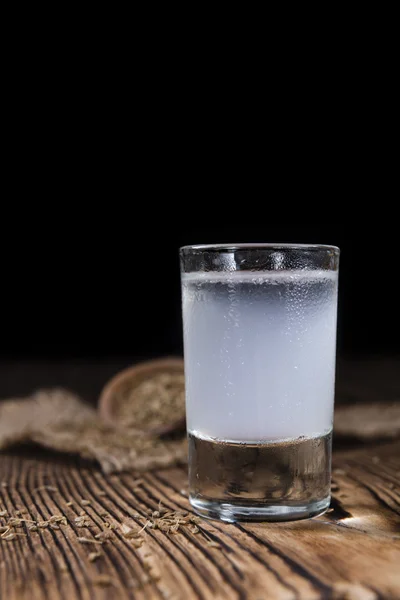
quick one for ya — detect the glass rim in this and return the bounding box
[180,243,340,253]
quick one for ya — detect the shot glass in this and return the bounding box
[180,243,340,522]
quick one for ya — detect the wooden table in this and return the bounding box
[1,359,399,599]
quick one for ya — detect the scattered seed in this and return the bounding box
[79,511,86,517]
[93,574,113,587]
[1,529,26,540]
[77,537,103,545]
[207,541,221,548]
[75,516,91,528]
[95,530,113,541]
[88,551,102,562]
[1,482,8,488]
[33,486,58,493]
[121,523,140,539]
[97,491,106,497]
[8,518,23,528]
[1,503,202,551]
[66,502,73,507]
[49,515,67,525]
[137,520,151,535]
[81,500,91,506]
[180,489,188,496]
[189,524,199,534]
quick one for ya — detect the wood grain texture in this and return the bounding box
[0,440,399,600]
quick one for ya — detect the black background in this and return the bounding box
[0,220,398,360]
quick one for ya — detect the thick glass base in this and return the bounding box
[190,496,331,523]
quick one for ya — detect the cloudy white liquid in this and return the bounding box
[182,270,338,442]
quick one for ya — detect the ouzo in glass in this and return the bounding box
[180,243,340,522]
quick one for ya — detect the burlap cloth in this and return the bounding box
[0,388,187,474]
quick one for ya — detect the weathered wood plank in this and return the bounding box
[1,440,399,599]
